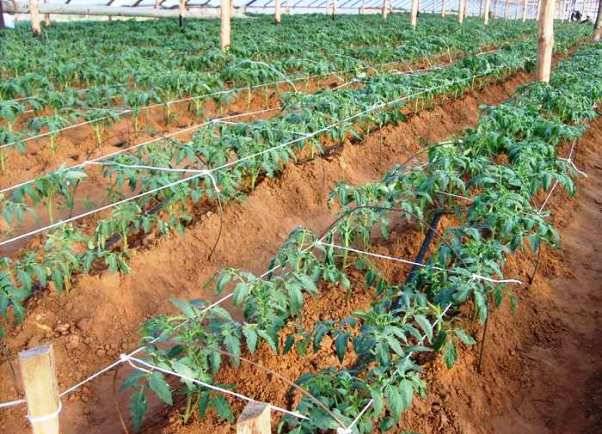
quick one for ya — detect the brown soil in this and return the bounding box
[0,68,599,434]
[0,66,532,433]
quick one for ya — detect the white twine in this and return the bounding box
[119,354,309,421]
[26,400,62,424]
[0,107,279,195]
[317,241,524,285]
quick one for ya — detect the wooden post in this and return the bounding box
[594,0,602,41]
[236,402,270,434]
[442,0,446,16]
[522,0,528,20]
[331,0,337,18]
[536,0,555,83]
[503,0,508,17]
[19,345,60,434]
[382,0,388,19]
[0,0,5,29]
[359,0,365,14]
[275,0,281,23]
[536,0,541,19]
[484,0,491,22]
[411,0,419,26]
[220,0,231,51]
[30,0,41,34]
[458,0,465,22]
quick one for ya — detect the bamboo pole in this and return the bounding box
[331,0,337,18]
[458,0,465,22]
[484,0,491,22]
[522,0,528,20]
[503,0,508,17]
[594,0,602,41]
[30,0,41,34]
[411,0,419,26]
[359,0,365,14]
[19,345,60,434]
[220,0,231,51]
[382,0,388,19]
[536,0,555,82]
[236,402,270,434]
[442,0,446,16]
[179,0,185,17]
[275,0,281,23]
[536,0,541,19]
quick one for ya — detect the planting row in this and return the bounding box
[122,42,602,432]
[0,29,587,336]
[0,15,554,163]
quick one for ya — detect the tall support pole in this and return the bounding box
[178,0,185,27]
[382,0,388,19]
[442,0,446,16]
[0,0,5,29]
[275,0,281,23]
[458,0,466,22]
[480,0,484,16]
[594,0,602,41]
[30,0,41,34]
[537,0,555,83]
[536,0,541,19]
[220,0,231,51]
[503,0,508,17]
[360,0,365,14]
[43,0,50,26]
[331,0,337,18]
[411,0,419,26]
[522,0,528,20]
[19,345,60,434]
[484,0,491,23]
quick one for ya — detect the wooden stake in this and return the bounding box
[220,0,231,51]
[236,402,271,434]
[30,0,41,34]
[536,0,541,19]
[274,0,281,23]
[382,0,388,19]
[19,345,60,434]
[331,0,337,18]
[484,0,491,23]
[441,0,446,16]
[411,0,419,26]
[522,0,528,20]
[536,0,555,83]
[503,0,508,18]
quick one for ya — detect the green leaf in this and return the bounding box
[148,372,172,405]
[334,332,349,363]
[443,341,458,369]
[129,387,148,432]
[414,314,433,342]
[454,329,476,346]
[212,395,234,422]
[170,298,196,319]
[242,324,258,353]
[398,379,414,412]
[198,390,210,418]
[385,384,402,419]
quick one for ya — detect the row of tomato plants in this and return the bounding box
[0,30,586,336]
[0,15,550,164]
[124,42,602,433]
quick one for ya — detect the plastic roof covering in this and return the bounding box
[29,0,594,19]
[31,0,540,10]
